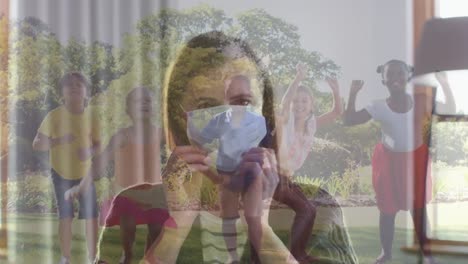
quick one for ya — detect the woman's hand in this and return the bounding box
[240,147,279,199]
[172,145,227,185]
[172,145,212,173]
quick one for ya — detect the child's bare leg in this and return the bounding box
[375,212,396,263]
[273,182,316,262]
[243,174,298,264]
[58,218,73,260]
[85,218,98,262]
[145,223,163,253]
[220,184,241,262]
[120,215,136,264]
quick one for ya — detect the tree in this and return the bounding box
[136,6,339,87]
[7,17,123,173]
[0,15,9,157]
[63,39,121,96]
[7,5,379,178]
[87,41,119,95]
[9,17,63,108]
[130,5,350,177]
[431,121,468,165]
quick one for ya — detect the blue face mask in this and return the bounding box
[186,105,267,172]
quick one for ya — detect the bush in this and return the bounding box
[298,138,350,179]
[299,160,369,199]
[2,170,116,213]
[335,165,359,199]
[432,175,449,198]
[4,172,55,213]
[293,176,325,198]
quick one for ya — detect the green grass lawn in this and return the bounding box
[5,164,468,263]
[348,227,467,264]
[3,213,468,263]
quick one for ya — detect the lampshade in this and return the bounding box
[413,16,468,77]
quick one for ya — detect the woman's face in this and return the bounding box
[292,90,314,119]
[383,63,409,93]
[166,43,267,147]
[225,77,253,106]
[181,64,261,113]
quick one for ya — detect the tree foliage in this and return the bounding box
[0,15,9,156]
[431,121,468,165]
[7,5,360,177]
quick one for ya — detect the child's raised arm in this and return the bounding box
[280,63,308,123]
[343,80,372,126]
[316,78,343,127]
[434,72,456,114]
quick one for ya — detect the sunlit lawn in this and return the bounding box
[4,166,468,263]
[4,214,238,263]
[3,213,468,264]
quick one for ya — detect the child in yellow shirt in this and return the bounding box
[33,72,101,264]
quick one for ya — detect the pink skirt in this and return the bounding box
[372,143,432,214]
[99,183,177,228]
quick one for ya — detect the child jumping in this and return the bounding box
[275,63,342,263]
[343,60,455,264]
[33,72,101,264]
[65,86,173,264]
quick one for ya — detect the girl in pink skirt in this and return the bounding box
[343,60,454,264]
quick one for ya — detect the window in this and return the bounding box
[406,0,468,255]
[435,0,468,18]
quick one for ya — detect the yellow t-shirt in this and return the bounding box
[38,105,100,180]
